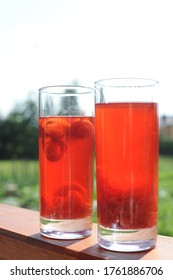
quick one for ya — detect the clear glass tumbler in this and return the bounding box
[94,78,159,252]
[38,85,95,239]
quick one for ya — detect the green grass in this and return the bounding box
[0,156,173,236]
[158,156,173,236]
[0,160,39,210]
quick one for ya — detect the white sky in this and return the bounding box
[0,0,173,116]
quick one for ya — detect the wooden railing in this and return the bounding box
[0,203,173,260]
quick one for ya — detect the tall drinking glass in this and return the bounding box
[38,85,94,239]
[95,78,159,252]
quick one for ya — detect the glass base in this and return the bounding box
[40,216,92,239]
[98,224,157,252]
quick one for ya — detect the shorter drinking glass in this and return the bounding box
[38,85,95,239]
[95,78,159,252]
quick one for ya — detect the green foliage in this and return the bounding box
[159,137,173,155]
[0,99,38,159]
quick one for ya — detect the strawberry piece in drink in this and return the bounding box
[42,117,70,141]
[53,181,92,219]
[40,117,70,161]
[71,119,93,138]
[43,137,67,162]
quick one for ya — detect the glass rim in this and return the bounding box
[39,85,93,94]
[94,78,159,88]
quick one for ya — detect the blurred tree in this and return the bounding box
[58,80,81,116]
[0,98,38,159]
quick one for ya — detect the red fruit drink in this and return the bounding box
[39,116,94,221]
[95,102,159,230]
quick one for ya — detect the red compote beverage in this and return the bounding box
[95,102,158,230]
[39,115,94,238]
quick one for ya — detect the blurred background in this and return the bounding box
[0,0,173,236]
